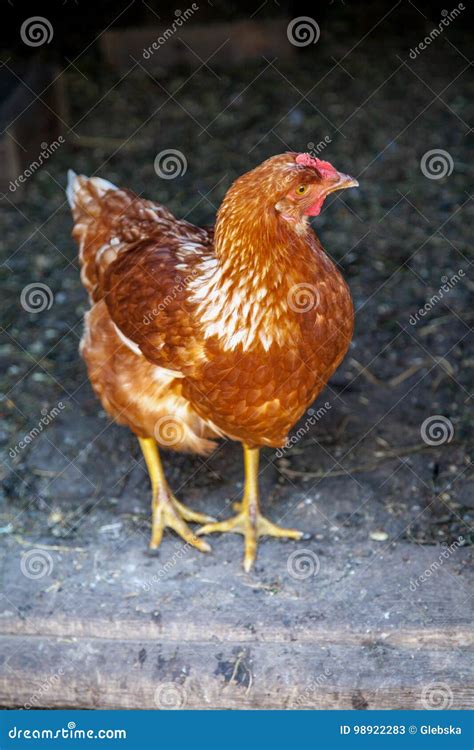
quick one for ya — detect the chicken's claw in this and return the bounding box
[139,436,214,554]
[198,444,303,570]
[197,510,303,572]
[150,490,213,553]
[170,497,216,526]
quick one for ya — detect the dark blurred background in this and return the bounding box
[0,0,473,710]
[1,0,462,59]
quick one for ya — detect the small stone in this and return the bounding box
[31,372,50,383]
[370,530,389,542]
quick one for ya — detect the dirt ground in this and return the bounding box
[0,6,473,708]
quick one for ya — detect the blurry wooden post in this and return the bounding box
[101,19,294,71]
[0,58,68,199]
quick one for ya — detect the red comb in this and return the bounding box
[295,153,338,179]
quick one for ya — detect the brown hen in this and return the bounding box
[68,152,357,570]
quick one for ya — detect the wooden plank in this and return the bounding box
[1,636,472,710]
[1,532,472,709]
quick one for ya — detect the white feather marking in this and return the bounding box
[88,175,118,195]
[66,170,118,210]
[113,324,143,356]
[66,169,77,208]
[189,261,282,352]
[153,365,184,380]
[113,324,184,379]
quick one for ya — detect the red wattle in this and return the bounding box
[304,196,326,216]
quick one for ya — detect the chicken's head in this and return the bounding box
[273,152,358,225]
[215,152,359,249]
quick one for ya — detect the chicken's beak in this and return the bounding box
[305,172,359,216]
[330,172,359,192]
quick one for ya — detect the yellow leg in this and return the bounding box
[197,445,303,571]
[139,437,214,553]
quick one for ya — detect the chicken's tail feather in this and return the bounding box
[67,171,122,302]
[66,170,118,218]
[66,169,78,209]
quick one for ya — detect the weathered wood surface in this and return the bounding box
[1,511,472,709]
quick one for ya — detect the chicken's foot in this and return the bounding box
[197,445,303,571]
[139,437,214,553]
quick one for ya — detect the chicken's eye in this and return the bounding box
[296,185,308,195]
